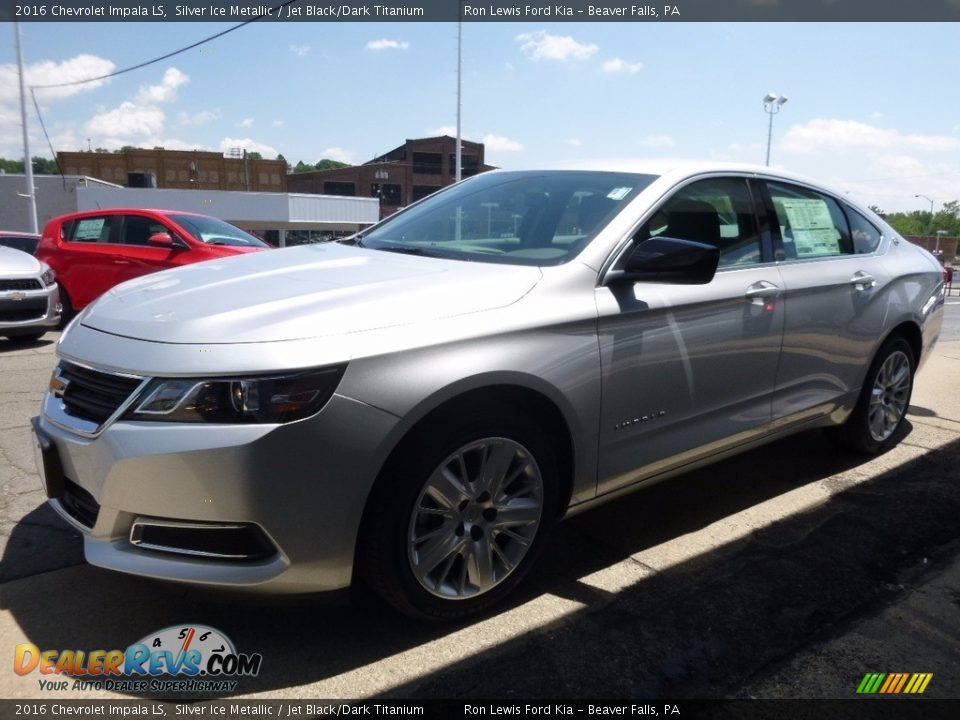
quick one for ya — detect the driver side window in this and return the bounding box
[636,177,762,268]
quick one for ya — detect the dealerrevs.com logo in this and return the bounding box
[14,625,262,694]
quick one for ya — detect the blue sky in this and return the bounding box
[2,21,958,212]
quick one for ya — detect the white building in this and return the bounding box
[0,174,379,246]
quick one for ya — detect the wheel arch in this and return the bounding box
[363,379,579,528]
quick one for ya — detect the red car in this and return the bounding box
[37,209,269,318]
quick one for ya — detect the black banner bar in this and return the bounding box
[3,0,960,23]
[2,700,960,720]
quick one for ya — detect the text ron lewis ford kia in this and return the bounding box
[32,164,944,620]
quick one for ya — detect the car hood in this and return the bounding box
[79,243,542,344]
[0,245,43,275]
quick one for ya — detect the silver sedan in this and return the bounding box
[31,164,944,620]
[1,245,60,341]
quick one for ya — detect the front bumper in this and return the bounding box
[0,284,61,334]
[33,391,399,594]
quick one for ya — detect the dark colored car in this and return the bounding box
[36,209,269,317]
[0,231,41,255]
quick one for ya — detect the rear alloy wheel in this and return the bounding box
[834,337,915,454]
[359,409,557,620]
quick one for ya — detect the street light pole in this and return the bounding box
[14,22,38,234]
[762,93,788,167]
[915,193,934,237]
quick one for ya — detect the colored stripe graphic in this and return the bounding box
[857,673,932,694]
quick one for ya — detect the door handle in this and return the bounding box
[850,271,876,290]
[745,280,781,304]
[114,259,132,265]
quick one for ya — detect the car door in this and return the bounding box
[110,213,183,286]
[760,180,893,421]
[594,176,785,495]
[58,215,122,309]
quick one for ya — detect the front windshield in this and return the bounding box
[170,214,269,248]
[357,171,658,266]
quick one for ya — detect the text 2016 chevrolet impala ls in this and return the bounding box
[32,164,943,620]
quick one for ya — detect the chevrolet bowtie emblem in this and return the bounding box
[49,370,69,399]
[6,291,26,301]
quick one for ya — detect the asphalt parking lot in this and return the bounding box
[2,303,960,701]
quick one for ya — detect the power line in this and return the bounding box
[29,1,300,91]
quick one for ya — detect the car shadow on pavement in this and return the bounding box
[3,425,959,699]
[0,337,55,353]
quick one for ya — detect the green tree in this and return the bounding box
[246,151,263,160]
[315,158,350,170]
[293,160,314,173]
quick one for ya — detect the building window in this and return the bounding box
[380,184,402,205]
[449,154,480,177]
[413,185,441,202]
[413,152,442,175]
[323,181,356,196]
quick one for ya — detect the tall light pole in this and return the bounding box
[14,22,38,233]
[915,193,934,236]
[763,93,788,167]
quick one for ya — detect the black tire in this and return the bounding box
[831,336,915,455]
[58,288,74,328]
[357,406,558,621]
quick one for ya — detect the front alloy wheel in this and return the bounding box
[358,408,557,621]
[408,437,543,600]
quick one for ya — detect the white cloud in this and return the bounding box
[482,134,523,152]
[639,135,675,149]
[272,119,284,128]
[319,146,355,164]
[426,125,458,137]
[366,39,410,51]
[81,67,189,149]
[218,137,279,158]
[85,102,166,138]
[567,138,582,146]
[782,119,960,154]
[289,44,311,57]
[0,54,115,104]
[134,67,188,104]
[602,58,643,74]
[178,109,219,126]
[515,31,598,62]
[238,118,255,128]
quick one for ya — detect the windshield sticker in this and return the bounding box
[607,187,633,201]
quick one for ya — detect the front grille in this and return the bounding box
[59,362,143,425]
[61,479,100,529]
[0,278,42,292]
[0,297,46,322]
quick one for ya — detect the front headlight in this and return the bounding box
[40,265,56,287]
[125,365,346,424]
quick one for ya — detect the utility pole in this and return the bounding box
[15,22,38,233]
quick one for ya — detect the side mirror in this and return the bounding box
[606,237,720,286]
[147,232,175,247]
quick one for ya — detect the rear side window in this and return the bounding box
[767,182,852,260]
[845,207,883,254]
[69,217,113,244]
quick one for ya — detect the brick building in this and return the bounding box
[57,148,287,193]
[286,136,494,218]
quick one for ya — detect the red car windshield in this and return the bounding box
[170,215,268,248]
